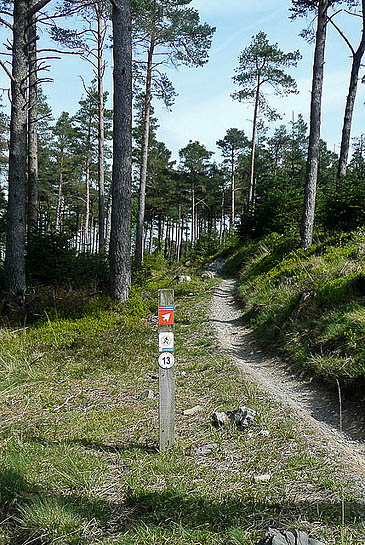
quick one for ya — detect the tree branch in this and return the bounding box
[29,0,52,18]
[0,57,13,81]
[38,48,82,55]
[0,16,13,31]
[328,18,355,55]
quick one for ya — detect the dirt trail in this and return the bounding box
[209,274,365,485]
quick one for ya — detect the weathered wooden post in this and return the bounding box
[158,289,175,451]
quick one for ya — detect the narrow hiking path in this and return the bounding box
[209,274,365,489]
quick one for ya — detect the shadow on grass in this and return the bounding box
[72,438,159,454]
[0,469,117,542]
[0,472,364,542]
[124,489,365,533]
[28,435,158,454]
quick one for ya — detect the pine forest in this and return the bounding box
[0,1,364,545]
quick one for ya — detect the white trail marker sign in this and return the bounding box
[158,289,175,451]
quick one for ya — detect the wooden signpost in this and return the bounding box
[158,289,175,451]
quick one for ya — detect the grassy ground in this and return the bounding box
[223,229,365,394]
[0,274,364,544]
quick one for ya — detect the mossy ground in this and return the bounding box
[224,229,365,393]
[0,273,363,544]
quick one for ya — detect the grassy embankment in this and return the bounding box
[0,268,364,544]
[223,228,365,395]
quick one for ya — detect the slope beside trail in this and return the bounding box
[209,272,365,488]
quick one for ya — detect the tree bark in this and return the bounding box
[96,5,106,253]
[301,0,329,249]
[135,38,155,267]
[157,214,162,252]
[27,8,38,234]
[148,214,154,254]
[4,0,28,311]
[110,0,132,302]
[191,179,195,246]
[55,154,64,233]
[84,147,90,250]
[230,148,235,230]
[336,0,365,185]
[105,188,112,253]
[248,76,260,211]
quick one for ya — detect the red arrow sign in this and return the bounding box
[159,306,174,325]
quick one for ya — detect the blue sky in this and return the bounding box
[1,1,364,163]
[154,0,365,161]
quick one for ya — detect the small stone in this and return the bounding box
[254,474,271,483]
[140,390,155,400]
[195,443,218,455]
[175,275,192,284]
[183,405,202,416]
[227,406,256,429]
[201,271,215,279]
[212,406,256,429]
[260,429,270,437]
[212,411,229,427]
[257,528,325,545]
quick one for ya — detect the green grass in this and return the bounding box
[225,229,365,392]
[0,273,363,544]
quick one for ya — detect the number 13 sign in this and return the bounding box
[158,352,175,369]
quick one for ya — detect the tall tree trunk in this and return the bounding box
[157,214,162,252]
[84,149,90,250]
[4,0,28,310]
[84,119,92,250]
[230,149,235,230]
[220,188,225,243]
[27,9,38,235]
[105,188,112,253]
[55,156,64,233]
[110,0,132,302]
[148,214,154,254]
[135,38,155,267]
[248,76,260,211]
[191,179,195,246]
[336,0,365,185]
[176,205,182,260]
[97,6,106,253]
[164,217,170,259]
[300,0,329,249]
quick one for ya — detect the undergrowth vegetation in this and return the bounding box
[223,228,365,393]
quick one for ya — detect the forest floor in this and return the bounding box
[0,272,364,544]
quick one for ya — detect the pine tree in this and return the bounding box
[332,1,365,184]
[133,0,215,266]
[232,32,301,214]
[51,0,112,252]
[216,128,248,231]
[110,0,132,302]
[179,141,214,246]
[290,0,357,247]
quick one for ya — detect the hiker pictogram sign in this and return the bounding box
[159,332,174,352]
[159,305,174,326]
